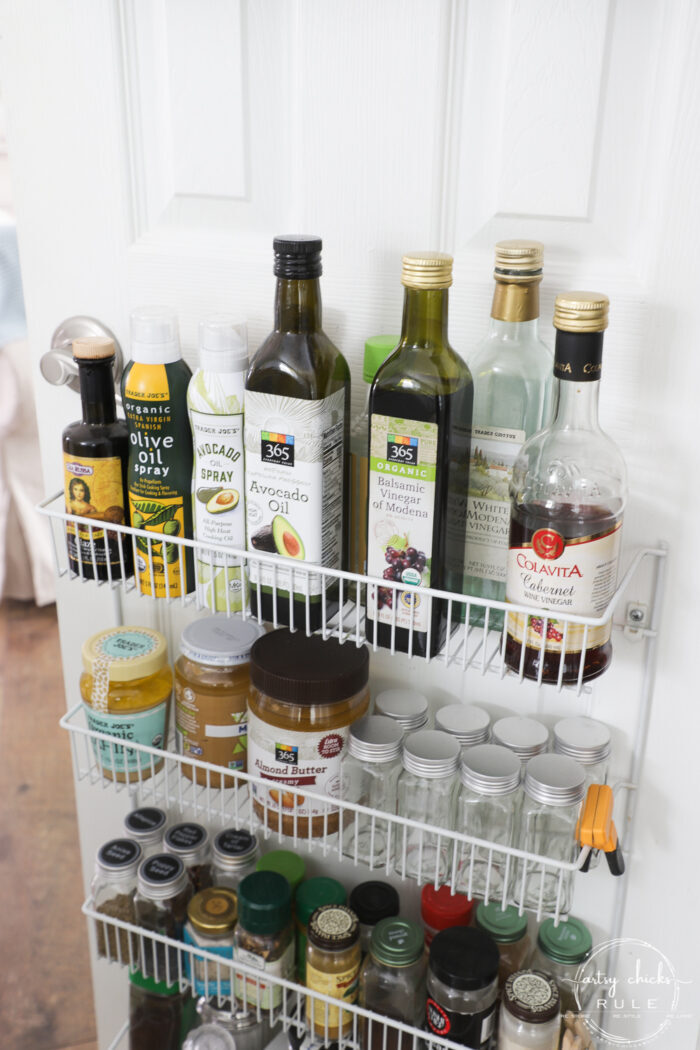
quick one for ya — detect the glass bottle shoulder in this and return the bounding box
[373,341,472,398]
[511,426,627,511]
[246,329,350,400]
[62,421,128,454]
[471,325,552,383]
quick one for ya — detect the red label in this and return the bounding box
[318,733,344,759]
[532,527,565,560]
[426,998,451,1035]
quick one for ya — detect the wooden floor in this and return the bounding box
[0,600,97,1050]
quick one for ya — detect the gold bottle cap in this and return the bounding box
[554,291,609,333]
[401,251,453,289]
[494,240,544,281]
[72,336,116,361]
[187,887,238,936]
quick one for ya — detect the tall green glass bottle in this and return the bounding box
[366,252,473,657]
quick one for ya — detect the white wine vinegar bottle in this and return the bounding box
[463,241,552,628]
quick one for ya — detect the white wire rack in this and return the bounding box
[39,491,666,695]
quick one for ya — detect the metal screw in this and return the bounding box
[628,608,645,623]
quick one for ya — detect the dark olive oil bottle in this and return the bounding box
[245,236,350,629]
[62,337,132,580]
[366,252,473,657]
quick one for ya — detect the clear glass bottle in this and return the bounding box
[435,704,491,748]
[395,729,460,883]
[184,887,238,999]
[492,717,549,769]
[340,714,404,867]
[234,871,294,1011]
[374,688,429,733]
[305,905,361,1040]
[135,853,194,983]
[514,755,585,915]
[530,916,593,1014]
[124,807,168,859]
[553,716,611,787]
[463,241,552,629]
[92,837,142,962]
[164,822,212,894]
[474,902,530,990]
[211,829,259,890]
[360,917,426,1050]
[498,970,561,1050]
[455,744,522,899]
[505,292,627,684]
[426,928,500,1048]
[348,881,400,954]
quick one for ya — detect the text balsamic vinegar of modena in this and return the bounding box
[504,292,627,683]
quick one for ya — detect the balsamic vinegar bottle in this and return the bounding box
[366,252,473,657]
[62,337,132,580]
[505,292,627,683]
[245,236,350,629]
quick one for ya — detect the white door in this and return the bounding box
[2,1,697,1046]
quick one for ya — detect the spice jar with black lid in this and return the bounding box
[164,822,212,892]
[92,837,142,961]
[348,881,400,953]
[247,630,370,838]
[498,970,560,1050]
[135,853,193,981]
[426,927,500,1048]
[234,870,294,1010]
[305,904,361,1040]
[124,806,168,858]
[212,828,259,890]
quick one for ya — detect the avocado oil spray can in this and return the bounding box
[122,307,194,597]
[188,315,248,612]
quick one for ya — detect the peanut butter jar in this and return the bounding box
[248,630,370,838]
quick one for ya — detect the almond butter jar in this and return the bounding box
[247,630,370,838]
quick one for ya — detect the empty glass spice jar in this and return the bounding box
[421,883,473,948]
[514,755,585,915]
[360,917,427,1050]
[164,822,212,893]
[184,887,238,998]
[426,927,500,1048]
[530,916,593,1013]
[435,704,491,748]
[374,689,429,733]
[305,904,361,1040]
[498,970,561,1050]
[211,828,259,890]
[92,837,142,961]
[135,853,194,982]
[475,902,530,989]
[234,871,294,1010]
[553,716,611,787]
[296,877,347,981]
[340,715,403,867]
[455,743,522,899]
[396,729,461,883]
[492,717,549,767]
[124,807,168,859]
[348,881,400,954]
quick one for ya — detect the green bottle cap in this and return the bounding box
[537,917,592,964]
[370,917,424,967]
[256,850,306,893]
[296,877,347,926]
[475,902,529,944]
[129,968,180,996]
[238,871,291,934]
[363,335,398,384]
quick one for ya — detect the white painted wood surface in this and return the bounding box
[0,0,698,1044]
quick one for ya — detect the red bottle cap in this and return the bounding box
[421,884,473,932]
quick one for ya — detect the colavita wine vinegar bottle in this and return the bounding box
[504,292,627,683]
[366,252,473,657]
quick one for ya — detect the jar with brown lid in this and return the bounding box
[247,630,370,837]
[306,904,361,1040]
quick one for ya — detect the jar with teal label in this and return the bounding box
[80,626,172,782]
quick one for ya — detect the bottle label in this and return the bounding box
[464,424,525,582]
[174,678,247,771]
[234,940,294,1008]
[426,996,497,1047]
[63,454,126,567]
[183,927,234,996]
[306,958,360,1029]
[366,414,438,632]
[123,360,193,597]
[506,520,622,652]
[82,700,168,774]
[244,390,345,597]
[247,709,348,819]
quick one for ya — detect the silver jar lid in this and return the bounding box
[553,716,611,766]
[124,806,168,847]
[137,853,189,900]
[402,729,461,778]
[164,822,210,865]
[493,716,549,759]
[213,828,258,870]
[460,744,521,796]
[348,715,403,763]
[524,754,586,807]
[180,614,265,667]
[435,703,491,745]
[96,838,142,881]
[375,689,429,730]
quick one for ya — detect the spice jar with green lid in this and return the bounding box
[80,626,172,782]
[255,849,306,896]
[234,871,294,1010]
[306,904,361,1040]
[248,630,370,837]
[360,917,427,1045]
[530,917,592,1013]
[498,970,561,1050]
[184,887,238,998]
[295,877,347,981]
[92,837,142,962]
[475,902,530,988]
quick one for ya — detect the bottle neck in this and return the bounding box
[400,287,449,347]
[551,375,601,430]
[550,330,604,430]
[274,278,322,332]
[78,359,117,425]
[488,317,540,341]
[491,278,540,325]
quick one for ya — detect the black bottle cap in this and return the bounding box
[273,235,323,279]
[125,807,167,835]
[348,881,400,926]
[429,927,500,991]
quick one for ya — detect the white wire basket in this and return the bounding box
[39,491,665,695]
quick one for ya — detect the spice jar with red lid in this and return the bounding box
[421,883,473,946]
